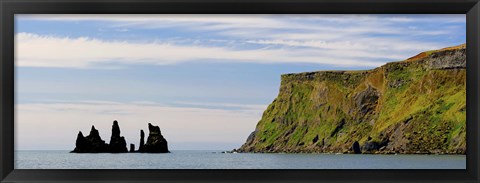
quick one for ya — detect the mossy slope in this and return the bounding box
[238,44,466,154]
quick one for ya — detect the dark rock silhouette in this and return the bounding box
[361,138,389,153]
[108,120,128,153]
[143,123,169,153]
[352,141,361,154]
[139,130,145,152]
[71,125,108,153]
[72,121,169,153]
[130,144,135,152]
[73,131,88,152]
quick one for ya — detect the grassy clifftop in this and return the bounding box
[237,44,466,154]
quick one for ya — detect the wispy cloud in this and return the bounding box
[16,14,465,69]
[16,32,386,68]
[172,101,268,111]
[17,14,464,35]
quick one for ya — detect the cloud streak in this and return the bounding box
[16,32,386,68]
[15,14,465,69]
[17,14,464,35]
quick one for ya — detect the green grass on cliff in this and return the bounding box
[240,45,466,154]
[373,67,465,152]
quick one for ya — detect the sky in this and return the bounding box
[14,14,466,150]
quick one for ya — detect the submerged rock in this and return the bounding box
[143,123,169,153]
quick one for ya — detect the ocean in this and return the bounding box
[15,150,466,169]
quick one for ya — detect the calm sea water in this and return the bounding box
[15,150,465,169]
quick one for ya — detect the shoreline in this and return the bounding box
[227,149,466,155]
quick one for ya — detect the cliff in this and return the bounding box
[237,44,466,154]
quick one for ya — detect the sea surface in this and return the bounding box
[15,150,465,169]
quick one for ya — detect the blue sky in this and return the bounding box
[14,14,466,150]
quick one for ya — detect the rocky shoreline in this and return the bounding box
[230,146,465,155]
[71,120,169,153]
[227,149,463,155]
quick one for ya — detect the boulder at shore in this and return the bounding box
[352,141,361,154]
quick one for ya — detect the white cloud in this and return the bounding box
[15,14,465,68]
[15,101,265,150]
[245,39,438,59]
[17,14,464,35]
[16,32,386,68]
[173,101,268,111]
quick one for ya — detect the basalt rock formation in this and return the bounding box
[237,44,466,154]
[72,121,169,153]
[71,125,108,153]
[139,130,145,152]
[108,120,128,153]
[142,123,169,153]
[130,144,135,152]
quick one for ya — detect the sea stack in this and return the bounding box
[143,123,169,153]
[71,125,108,153]
[139,130,145,152]
[72,121,169,153]
[108,120,128,153]
[130,144,135,152]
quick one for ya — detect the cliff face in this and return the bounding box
[238,44,466,154]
